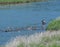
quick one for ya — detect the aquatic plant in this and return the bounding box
[5,30,60,47]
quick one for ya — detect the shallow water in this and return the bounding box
[0,1,60,45]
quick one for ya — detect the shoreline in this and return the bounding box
[0,0,48,5]
[0,2,26,5]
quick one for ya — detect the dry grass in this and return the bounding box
[5,30,60,47]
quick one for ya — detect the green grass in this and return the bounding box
[17,35,60,47]
[17,43,25,47]
[4,31,60,47]
[16,31,60,47]
[0,0,47,3]
[46,18,60,30]
[17,43,60,47]
[0,0,27,2]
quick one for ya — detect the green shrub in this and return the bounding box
[46,19,60,30]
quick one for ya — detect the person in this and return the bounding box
[41,19,46,30]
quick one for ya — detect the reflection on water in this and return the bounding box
[0,1,60,45]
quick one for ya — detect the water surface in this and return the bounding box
[0,1,60,45]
